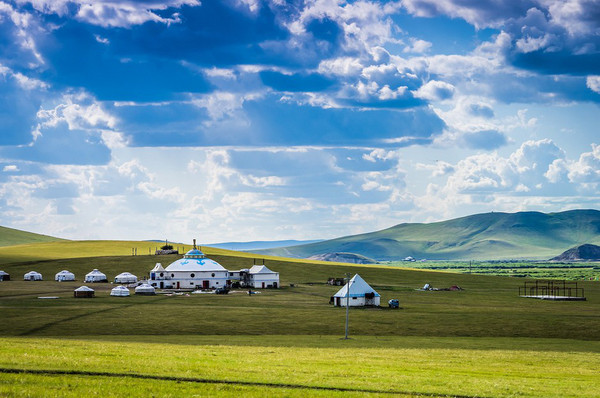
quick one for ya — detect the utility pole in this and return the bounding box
[344,272,352,340]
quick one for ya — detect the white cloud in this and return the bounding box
[2,165,19,172]
[586,76,600,93]
[412,80,455,101]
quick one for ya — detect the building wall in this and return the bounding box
[249,273,279,288]
[333,296,380,307]
[149,270,229,289]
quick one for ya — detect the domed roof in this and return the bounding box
[184,249,205,258]
[165,257,226,272]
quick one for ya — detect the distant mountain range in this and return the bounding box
[255,210,600,261]
[204,240,323,251]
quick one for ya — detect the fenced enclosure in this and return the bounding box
[519,280,586,301]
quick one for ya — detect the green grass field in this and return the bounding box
[1,240,599,397]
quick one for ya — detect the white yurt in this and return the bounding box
[55,270,75,282]
[0,270,10,281]
[84,269,108,283]
[110,285,130,297]
[24,271,42,281]
[114,272,138,284]
[331,274,380,307]
[134,283,156,295]
[74,285,95,298]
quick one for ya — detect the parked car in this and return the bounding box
[388,299,399,308]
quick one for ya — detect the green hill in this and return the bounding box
[258,209,600,261]
[0,225,65,247]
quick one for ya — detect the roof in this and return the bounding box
[135,283,156,292]
[249,265,277,274]
[56,270,74,275]
[0,270,9,275]
[111,286,129,292]
[86,269,106,276]
[333,274,380,298]
[184,249,206,258]
[115,272,136,277]
[151,263,165,272]
[74,286,94,292]
[24,271,41,276]
[165,257,227,272]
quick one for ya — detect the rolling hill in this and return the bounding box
[257,209,600,261]
[0,225,65,247]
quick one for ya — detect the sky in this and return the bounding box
[0,0,599,244]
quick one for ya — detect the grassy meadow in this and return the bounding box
[0,240,599,397]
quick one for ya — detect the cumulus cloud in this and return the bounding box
[587,75,600,93]
[412,80,455,101]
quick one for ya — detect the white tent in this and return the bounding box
[24,271,42,281]
[114,272,138,284]
[332,274,380,307]
[84,269,107,283]
[110,285,130,297]
[248,265,279,288]
[0,270,10,281]
[74,285,95,298]
[135,283,156,295]
[55,270,75,282]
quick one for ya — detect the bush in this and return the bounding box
[160,244,173,250]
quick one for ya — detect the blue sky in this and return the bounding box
[1,0,599,243]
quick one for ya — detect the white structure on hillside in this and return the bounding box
[84,269,107,283]
[110,285,130,297]
[114,272,137,284]
[24,271,42,281]
[246,265,279,288]
[331,274,380,307]
[0,270,10,281]
[149,247,229,289]
[55,270,75,282]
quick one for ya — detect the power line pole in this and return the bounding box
[344,272,351,340]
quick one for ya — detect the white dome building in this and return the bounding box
[84,269,108,283]
[24,271,42,281]
[135,283,156,295]
[149,248,229,290]
[114,272,137,284]
[55,270,75,282]
[110,285,130,297]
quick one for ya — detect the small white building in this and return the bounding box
[247,265,279,288]
[149,248,229,289]
[110,285,130,297]
[84,269,108,283]
[114,272,137,284]
[0,270,10,281]
[55,270,75,282]
[24,271,42,281]
[331,274,380,307]
[135,283,156,295]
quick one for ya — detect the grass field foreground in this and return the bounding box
[0,337,599,398]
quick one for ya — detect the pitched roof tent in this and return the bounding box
[333,274,380,298]
[249,265,277,274]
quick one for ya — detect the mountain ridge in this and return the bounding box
[256,209,600,261]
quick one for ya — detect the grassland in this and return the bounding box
[0,337,599,397]
[1,240,599,397]
[387,260,600,280]
[0,225,64,247]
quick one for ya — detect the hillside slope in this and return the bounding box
[0,226,65,247]
[258,210,600,261]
